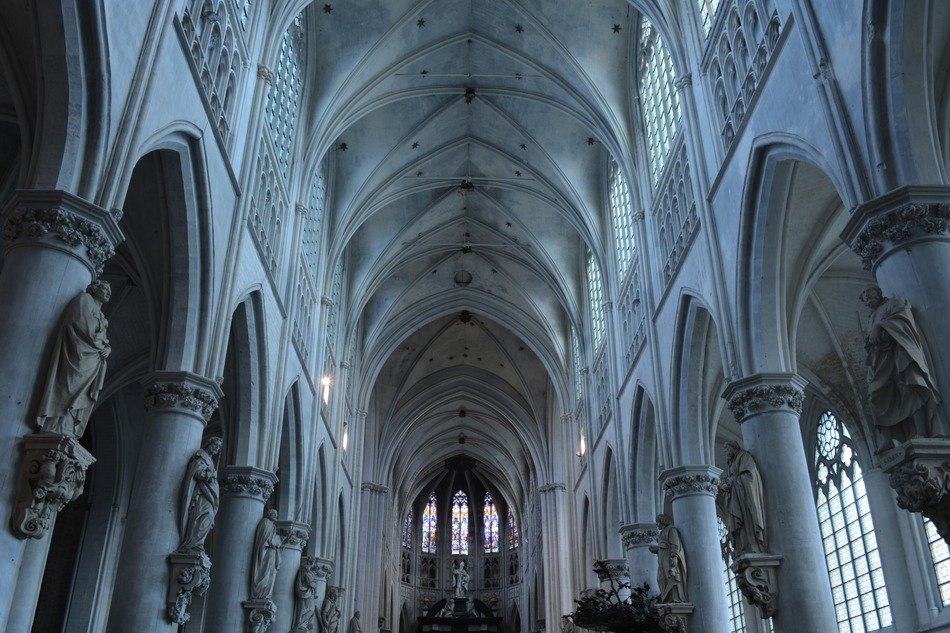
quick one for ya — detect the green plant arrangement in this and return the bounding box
[566,562,664,632]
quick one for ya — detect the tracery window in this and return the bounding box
[265,11,306,177]
[572,326,583,403]
[402,509,413,549]
[303,159,327,279]
[421,493,438,554]
[326,259,343,349]
[925,518,950,606]
[638,16,681,184]
[814,411,892,632]
[507,508,520,550]
[586,254,606,349]
[483,494,499,553]
[451,490,470,555]
[718,518,746,633]
[608,158,636,278]
[696,0,723,36]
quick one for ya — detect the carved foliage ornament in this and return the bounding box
[221,473,275,501]
[619,526,659,550]
[144,382,218,421]
[167,551,212,624]
[3,208,115,274]
[728,385,804,423]
[731,556,779,619]
[243,598,276,633]
[278,524,310,548]
[889,460,950,542]
[663,473,719,499]
[851,201,950,271]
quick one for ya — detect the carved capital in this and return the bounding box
[731,553,781,619]
[723,373,806,423]
[220,467,277,502]
[538,482,566,494]
[880,439,950,543]
[674,73,692,90]
[2,190,124,275]
[143,372,223,423]
[257,64,274,84]
[12,433,95,539]
[276,520,310,549]
[361,482,389,495]
[594,559,628,582]
[321,295,334,307]
[660,465,721,500]
[242,597,276,633]
[657,602,693,633]
[842,186,950,271]
[166,550,212,624]
[314,557,334,580]
[619,523,659,550]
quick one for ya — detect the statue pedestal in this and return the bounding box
[166,550,211,624]
[731,553,781,619]
[242,598,276,633]
[879,439,950,544]
[657,602,693,633]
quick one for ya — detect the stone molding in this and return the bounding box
[660,465,721,500]
[842,186,950,271]
[619,523,659,550]
[731,553,781,619]
[723,373,806,423]
[12,433,96,539]
[220,466,277,501]
[143,371,223,423]
[166,550,212,624]
[2,189,124,275]
[257,64,274,83]
[538,483,566,494]
[361,482,389,495]
[243,597,276,632]
[314,557,334,580]
[275,520,310,549]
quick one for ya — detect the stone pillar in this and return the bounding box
[0,190,122,629]
[539,482,572,627]
[842,186,950,423]
[203,466,276,632]
[723,373,837,633]
[272,521,310,633]
[313,558,335,632]
[107,373,221,632]
[660,465,730,633]
[354,482,389,633]
[619,523,658,593]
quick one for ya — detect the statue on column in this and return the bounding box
[649,514,687,603]
[177,435,223,553]
[35,280,111,437]
[861,285,942,449]
[292,556,319,632]
[347,610,362,633]
[717,440,768,555]
[320,587,342,633]
[452,558,470,597]
[250,508,284,599]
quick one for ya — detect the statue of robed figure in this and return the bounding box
[250,508,284,599]
[35,281,111,437]
[320,588,341,633]
[177,436,223,553]
[717,440,768,555]
[649,514,688,603]
[292,556,319,632]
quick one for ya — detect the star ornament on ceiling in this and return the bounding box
[515,24,524,33]
[417,18,426,27]
[612,24,622,34]
[323,4,333,14]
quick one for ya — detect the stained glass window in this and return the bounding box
[814,411,892,632]
[265,12,306,177]
[925,518,950,606]
[638,17,681,184]
[402,508,413,549]
[421,493,437,554]
[608,158,636,278]
[483,494,499,553]
[718,518,746,633]
[507,508,520,550]
[696,0,723,37]
[451,490,469,555]
[586,253,606,348]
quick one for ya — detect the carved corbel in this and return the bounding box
[731,553,781,619]
[657,603,693,633]
[880,439,950,543]
[166,551,212,624]
[243,598,276,632]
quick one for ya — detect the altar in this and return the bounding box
[418,597,502,632]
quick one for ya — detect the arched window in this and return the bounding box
[421,493,438,554]
[571,326,583,402]
[303,158,328,279]
[608,158,636,278]
[451,490,469,555]
[265,11,306,177]
[586,254,606,348]
[326,259,344,349]
[402,508,413,549]
[696,0,723,36]
[507,508,520,550]
[814,411,892,631]
[924,518,950,606]
[483,494,499,553]
[638,16,681,184]
[718,518,746,633]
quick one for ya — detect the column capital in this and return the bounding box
[257,64,274,83]
[594,559,629,582]
[219,466,276,502]
[722,373,806,423]
[361,482,389,495]
[619,523,659,550]
[275,520,310,550]
[142,371,223,423]
[2,189,124,275]
[842,185,950,271]
[538,482,566,494]
[660,465,721,500]
[313,557,334,580]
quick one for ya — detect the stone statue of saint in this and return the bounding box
[35,281,111,437]
[250,508,284,599]
[291,556,319,632]
[347,610,362,633]
[452,558,470,597]
[862,285,942,448]
[717,440,767,555]
[649,514,687,603]
[320,587,342,633]
[177,436,223,553]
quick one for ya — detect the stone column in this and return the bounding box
[0,190,122,629]
[723,373,837,633]
[107,373,221,632]
[354,482,389,633]
[313,558,335,632]
[619,523,659,593]
[272,521,310,633]
[660,465,730,633]
[203,466,276,632]
[842,186,950,421]
[538,482,572,627]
